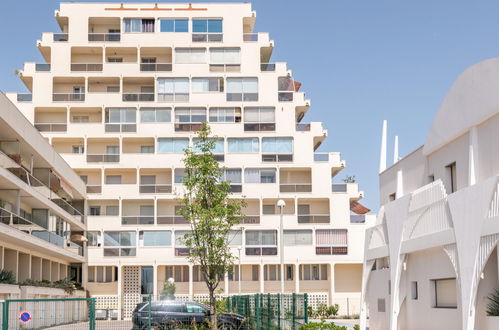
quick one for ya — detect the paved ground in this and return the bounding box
[47,320,133,329]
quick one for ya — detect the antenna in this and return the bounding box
[393,135,399,164]
[379,120,387,173]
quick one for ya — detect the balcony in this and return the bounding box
[243,33,258,42]
[239,199,260,224]
[140,47,172,72]
[105,123,136,133]
[52,77,85,102]
[297,214,330,224]
[71,63,103,72]
[245,247,277,256]
[296,123,311,131]
[209,64,240,72]
[34,107,67,132]
[175,123,203,132]
[70,107,102,124]
[123,77,155,102]
[35,63,51,72]
[279,169,311,192]
[88,17,121,42]
[139,168,172,194]
[88,33,120,42]
[279,184,312,193]
[53,33,68,42]
[87,154,119,163]
[121,215,154,225]
[332,184,348,193]
[297,198,330,224]
[278,77,300,102]
[87,138,120,163]
[51,198,85,223]
[157,215,188,225]
[71,47,103,72]
[17,94,32,102]
[52,93,85,102]
[239,215,260,224]
[75,169,102,194]
[87,185,102,194]
[122,200,154,225]
[244,123,275,132]
[260,63,276,72]
[34,123,67,132]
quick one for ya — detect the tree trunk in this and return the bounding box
[209,287,218,329]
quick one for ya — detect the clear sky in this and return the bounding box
[1,0,499,210]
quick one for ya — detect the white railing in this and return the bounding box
[488,181,499,218]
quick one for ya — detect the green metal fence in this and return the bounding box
[1,298,94,330]
[226,293,308,330]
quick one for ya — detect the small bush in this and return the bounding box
[0,269,15,284]
[299,320,347,330]
[486,289,499,316]
[353,325,360,330]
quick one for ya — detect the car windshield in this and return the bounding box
[186,303,205,313]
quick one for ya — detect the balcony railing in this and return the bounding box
[122,93,154,102]
[34,123,67,132]
[88,33,121,42]
[157,215,188,225]
[52,198,84,222]
[121,216,154,225]
[260,63,276,72]
[53,33,68,42]
[192,33,223,42]
[316,246,348,255]
[86,185,102,194]
[52,93,85,102]
[245,247,277,256]
[351,214,366,223]
[17,94,32,102]
[140,63,172,72]
[105,123,137,133]
[157,93,189,102]
[278,92,294,102]
[209,64,240,72]
[297,214,330,224]
[175,248,190,256]
[35,63,51,72]
[332,184,348,193]
[262,154,293,162]
[139,184,172,194]
[239,215,260,224]
[244,123,275,132]
[296,123,311,131]
[104,247,136,257]
[71,63,103,72]
[243,33,258,42]
[86,154,120,163]
[279,184,312,193]
[229,184,242,193]
[175,123,203,132]
[32,231,65,247]
[314,153,330,162]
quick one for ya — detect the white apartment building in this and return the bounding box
[0,92,87,300]
[7,2,374,318]
[361,58,499,330]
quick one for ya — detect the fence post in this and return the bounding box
[147,294,152,330]
[292,293,296,329]
[304,293,308,324]
[88,298,96,330]
[255,294,260,330]
[277,293,281,329]
[1,300,8,330]
[266,293,270,330]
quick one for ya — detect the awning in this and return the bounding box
[293,81,302,91]
[350,201,370,214]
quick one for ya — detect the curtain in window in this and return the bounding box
[228,138,259,153]
[245,231,260,245]
[227,78,243,93]
[140,109,155,122]
[157,138,188,153]
[210,48,240,64]
[193,138,224,153]
[192,78,210,92]
[157,79,173,93]
[142,231,171,246]
[124,19,141,32]
[242,78,258,93]
[261,231,277,245]
[142,19,155,33]
[260,108,275,122]
[224,169,241,183]
[316,229,347,245]
[244,169,260,183]
[175,49,206,64]
[262,137,293,153]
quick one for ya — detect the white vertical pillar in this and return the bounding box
[294,263,300,293]
[117,265,123,320]
[224,272,229,295]
[393,135,399,164]
[259,263,264,293]
[188,264,194,300]
[379,120,387,173]
[396,170,404,199]
[469,126,479,186]
[153,264,158,297]
[329,263,335,305]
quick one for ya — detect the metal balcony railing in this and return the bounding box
[52,93,85,102]
[53,33,68,42]
[34,123,67,132]
[279,184,312,193]
[35,63,51,72]
[332,184,348,193]
[70,63,103,71]
[314,153,329,162]
[296,123,311,131]
[260,63,276,72]
[350,214,366,224]
[88,33,121,42]
[86,154,120,163]
[175,123,203,132]
[262,154,293,162]
[86,185,102,194]
[17,94,32,102]
[316,246,348,255]
[121,215,155,225]
[244,123,275,132]
[157,215,188,225]
[278,92,294,102]
[209,64,240,72]
[105,123,137,133]
[243,33,258,42]
[297,214,330,224]
[122,93,155,102]
[140,63,172,72]
[239,215,260,224]
[157,93,189,102]
[245,246,277,256]
[51,198,84,223]
[139,184,172,194]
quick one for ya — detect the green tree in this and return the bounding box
[178,123,244,329]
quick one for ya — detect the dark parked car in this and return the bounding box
[132,300,245,329]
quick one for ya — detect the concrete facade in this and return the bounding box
[361,58,499,329]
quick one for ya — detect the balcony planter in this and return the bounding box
[485,316,499,330]
[0,283,21,298]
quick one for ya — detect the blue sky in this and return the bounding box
[2,0,499,210]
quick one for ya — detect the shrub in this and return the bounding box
[53,277,77,295]
[327,304,339,317]
[299,320,347,330]
[160,280,176,300]
[486,288,499,316]
[353,325,360,330]
[0,269,15,284]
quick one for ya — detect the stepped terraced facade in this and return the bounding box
[7,2,374,319]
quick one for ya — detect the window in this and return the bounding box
[175,108,207,131]
[377,299,386,312]
[192,78,224,92]
[141,266,153,294]
[262,137,293,162]
[103,231,136,256]
[244,107,275,131]
[105,108,136,132]
[72,115,89,123]
[226,78,258,101]
[89,206,101,216]
[209,108,241,123]
[192,19,223,42]
[105,175,122,184]
[315,229,348,255]
[186,304,205,314]
[107,86,120,93]
[193,138,224,154]
[175,48,206,64]
[219,168,242,192]
[245,168,276,183]
[174,230,191,256]
[141,145,154,154]
[174,168,185,183]
[428,174,435,183]
[160,19,188,32]
[72,145,84,154]
[157,138,189,153]
[299,264,327,281]
[252,265,259,281]
[389,193,396,201]
[432,278,457,308]
[107,145,119,154]
[278,77,297,101]
[140,108,171,123]
[124,18,155,33]
[284,230,313,246]
[262,205,275,215]
[228,138,259,153]
[264,265,280,281]
[140,231,172,246]
[245,230,277,256]
[87,231,101,246]
[411,281,418,300]
[227,230,242,246]
[446,162,457,193]
[80,175,88,184]
[106,205,119,216]
[209,48,240,71]
[157,78,189,102]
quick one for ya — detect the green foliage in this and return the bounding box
[353,325,360,330]
[178,123,245,328]
[299,320,347,330]
[486,288,499,316]
[18,277,82,294]
[53,277,78,294]
[343,175,356,183]
[0,269,16,284]
[160,280,176,300]
[309,304,340,319]
[201,298,227,314]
